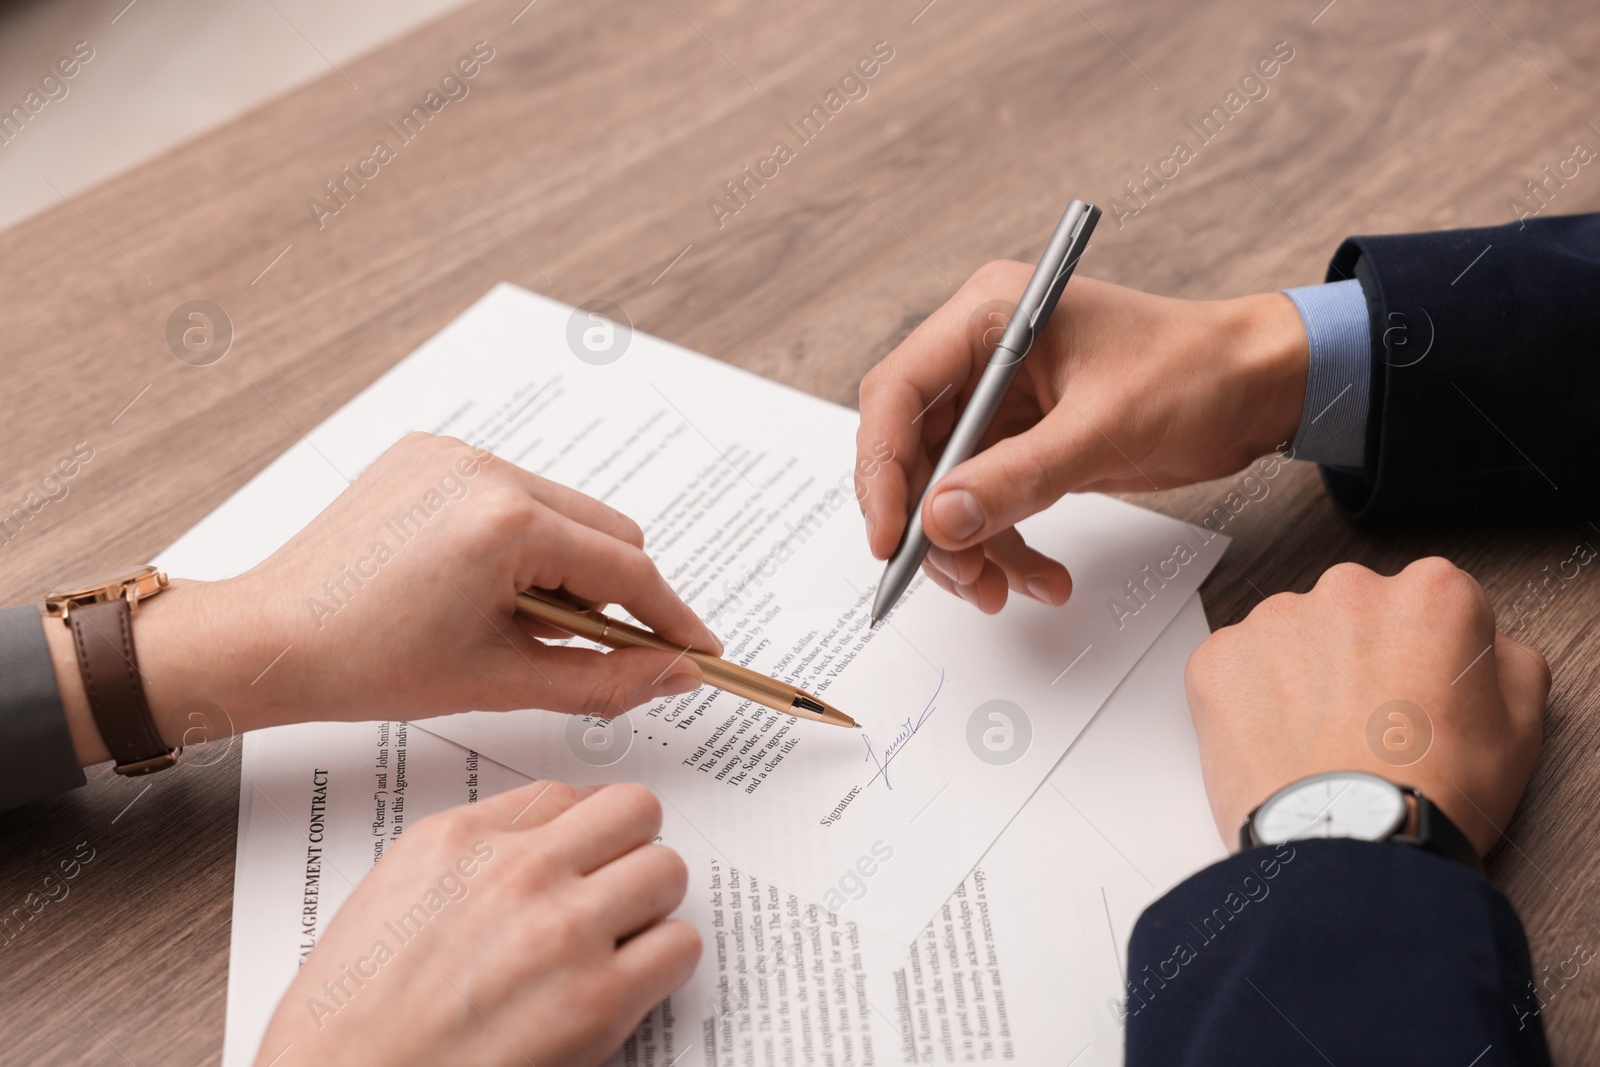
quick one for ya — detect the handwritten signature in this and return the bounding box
[860,669,945,790]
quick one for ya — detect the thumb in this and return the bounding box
[920,411,1121,549]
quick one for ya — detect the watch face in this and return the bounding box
[1254,772,1406,845]
[50,563,157,599]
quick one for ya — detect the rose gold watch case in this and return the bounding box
[44,563,168,623]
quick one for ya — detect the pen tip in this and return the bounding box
[869,614,881,629]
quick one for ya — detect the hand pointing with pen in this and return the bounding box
[44,432,724,767]
[855,261,1310,613]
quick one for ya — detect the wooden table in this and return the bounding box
[2,0,1595,1061]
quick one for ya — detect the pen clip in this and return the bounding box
[1033,204,1100,333]
[990,202,1101,366]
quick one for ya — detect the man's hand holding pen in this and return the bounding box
[855,261,1310,614]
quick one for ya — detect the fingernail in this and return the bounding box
[864,511,877,547]
[931,489,985,541]
[926,548,957,580]
[1026,577,1053,604]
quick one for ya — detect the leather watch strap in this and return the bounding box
[1408,789,1482,873]
[69,598,179,775]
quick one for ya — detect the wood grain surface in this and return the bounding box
[2,0,1597,1062]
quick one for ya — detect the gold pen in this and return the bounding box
[514,590,859,729]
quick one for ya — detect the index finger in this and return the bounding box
[476,779,600,830]
[490,455,648,548]
[546,782,663,874]
[516,499,723,654]
[855,266,1021,558]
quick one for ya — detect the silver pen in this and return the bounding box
[870,200,1101,627]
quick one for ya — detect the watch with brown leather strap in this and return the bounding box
[45,564,181,776]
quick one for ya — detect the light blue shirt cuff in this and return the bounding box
[1281,278,1371,469]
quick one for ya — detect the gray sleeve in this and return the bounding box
[0,605,87,812]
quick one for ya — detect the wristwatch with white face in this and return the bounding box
[1240,770,1481,872]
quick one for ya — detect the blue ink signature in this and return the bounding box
[860,669,945,790]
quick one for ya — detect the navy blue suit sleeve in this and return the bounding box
[1318,211,1600,520]
[1124,839,1553,1066]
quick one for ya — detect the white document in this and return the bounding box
[947,592,1225,1066]
[159,282,1225,942]
[608,592,1224,1067]
[221,594,1223,1067]
[329,285,1231,940]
